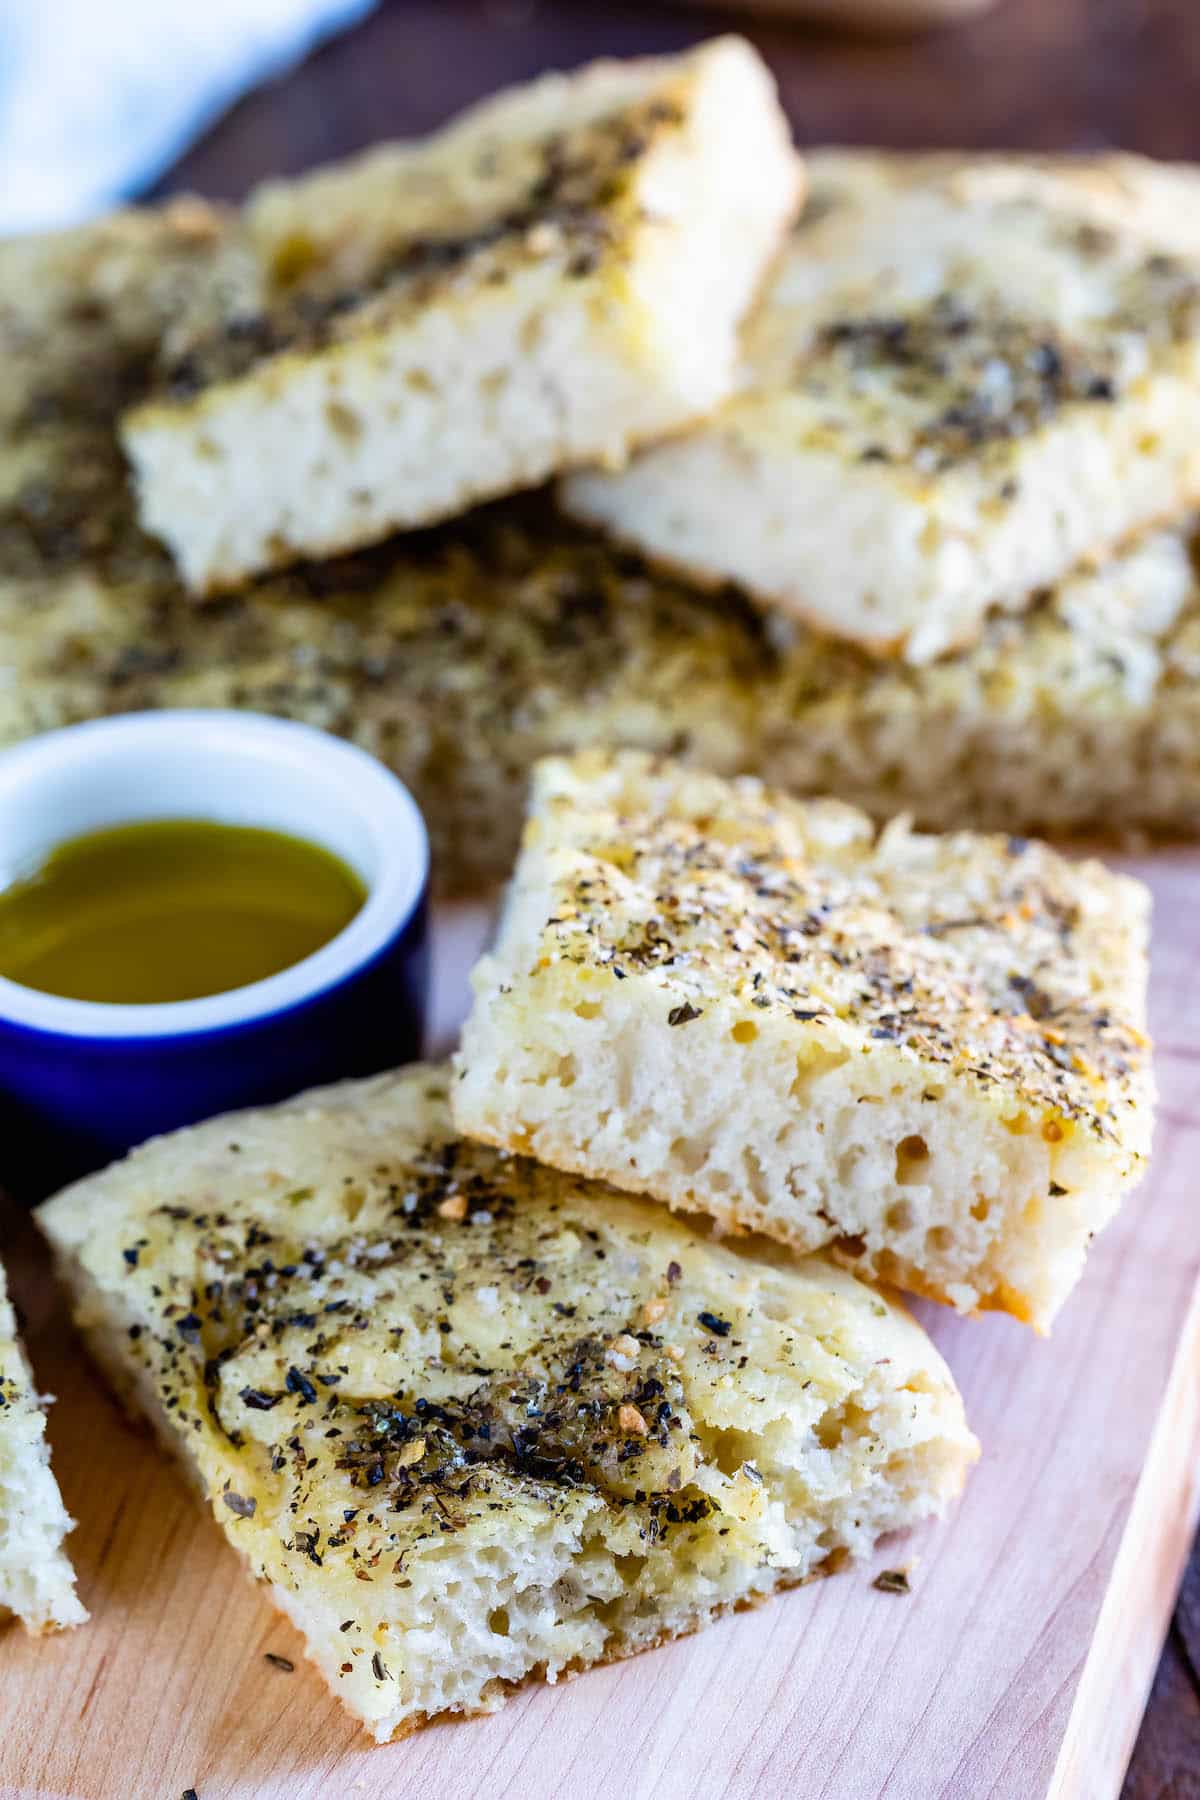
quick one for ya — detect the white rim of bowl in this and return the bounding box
[0,711,429,1040]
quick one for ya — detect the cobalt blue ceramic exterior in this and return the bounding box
[0,712,430,1199]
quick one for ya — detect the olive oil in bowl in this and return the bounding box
[0,820,367,1004]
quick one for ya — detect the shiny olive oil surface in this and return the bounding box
[0,820,367,1003]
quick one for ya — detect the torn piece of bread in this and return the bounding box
[0,1256,86,1633]
[118,37,800,593]
[454,751,1155,1331]
[563,149,1200,661]
[36,1065,975,1741]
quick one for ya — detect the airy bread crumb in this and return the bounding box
[119,37,799,593]
[563,149,1200,662]
[0,1257,86,1634]
[454,751,1155,1332]
[37,1065,975,1741]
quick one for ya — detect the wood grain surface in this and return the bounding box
[2,857,1199,1800]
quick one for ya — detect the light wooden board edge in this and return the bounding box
[1052,1274,1200,1796]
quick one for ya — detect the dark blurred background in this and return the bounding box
[153,0,1200,208]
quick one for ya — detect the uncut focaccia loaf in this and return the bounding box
[36,1067,976,1743]
[454,752,1155,1332]
[563,148,1200,661]
[118,36,799,593]
[0,1257,86,1634]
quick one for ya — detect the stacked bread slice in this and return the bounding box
[564,149,1200,661]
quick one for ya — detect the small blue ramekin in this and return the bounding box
[0,711,430,1199]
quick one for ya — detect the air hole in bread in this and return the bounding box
[669,1136,709,1176]
[711,1429,756,1477]
[325,399,363,444]
[740,1147,769,1207]
[341,1186,365,1223]
[894,1134,930,1186]
[837,1148,863,1185]
[873,1248,902,1283]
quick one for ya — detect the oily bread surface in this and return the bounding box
[38,1064,976,1740]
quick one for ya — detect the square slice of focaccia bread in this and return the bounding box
[118,36,800,594]
[0,1257,87,1633]
[454,752,1155,1332]
[563,149,1200,662]
[36,1065,976,1742]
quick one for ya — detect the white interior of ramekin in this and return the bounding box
[0,711,428,1039]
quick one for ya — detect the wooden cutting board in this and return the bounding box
[2,852,1199,1800]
